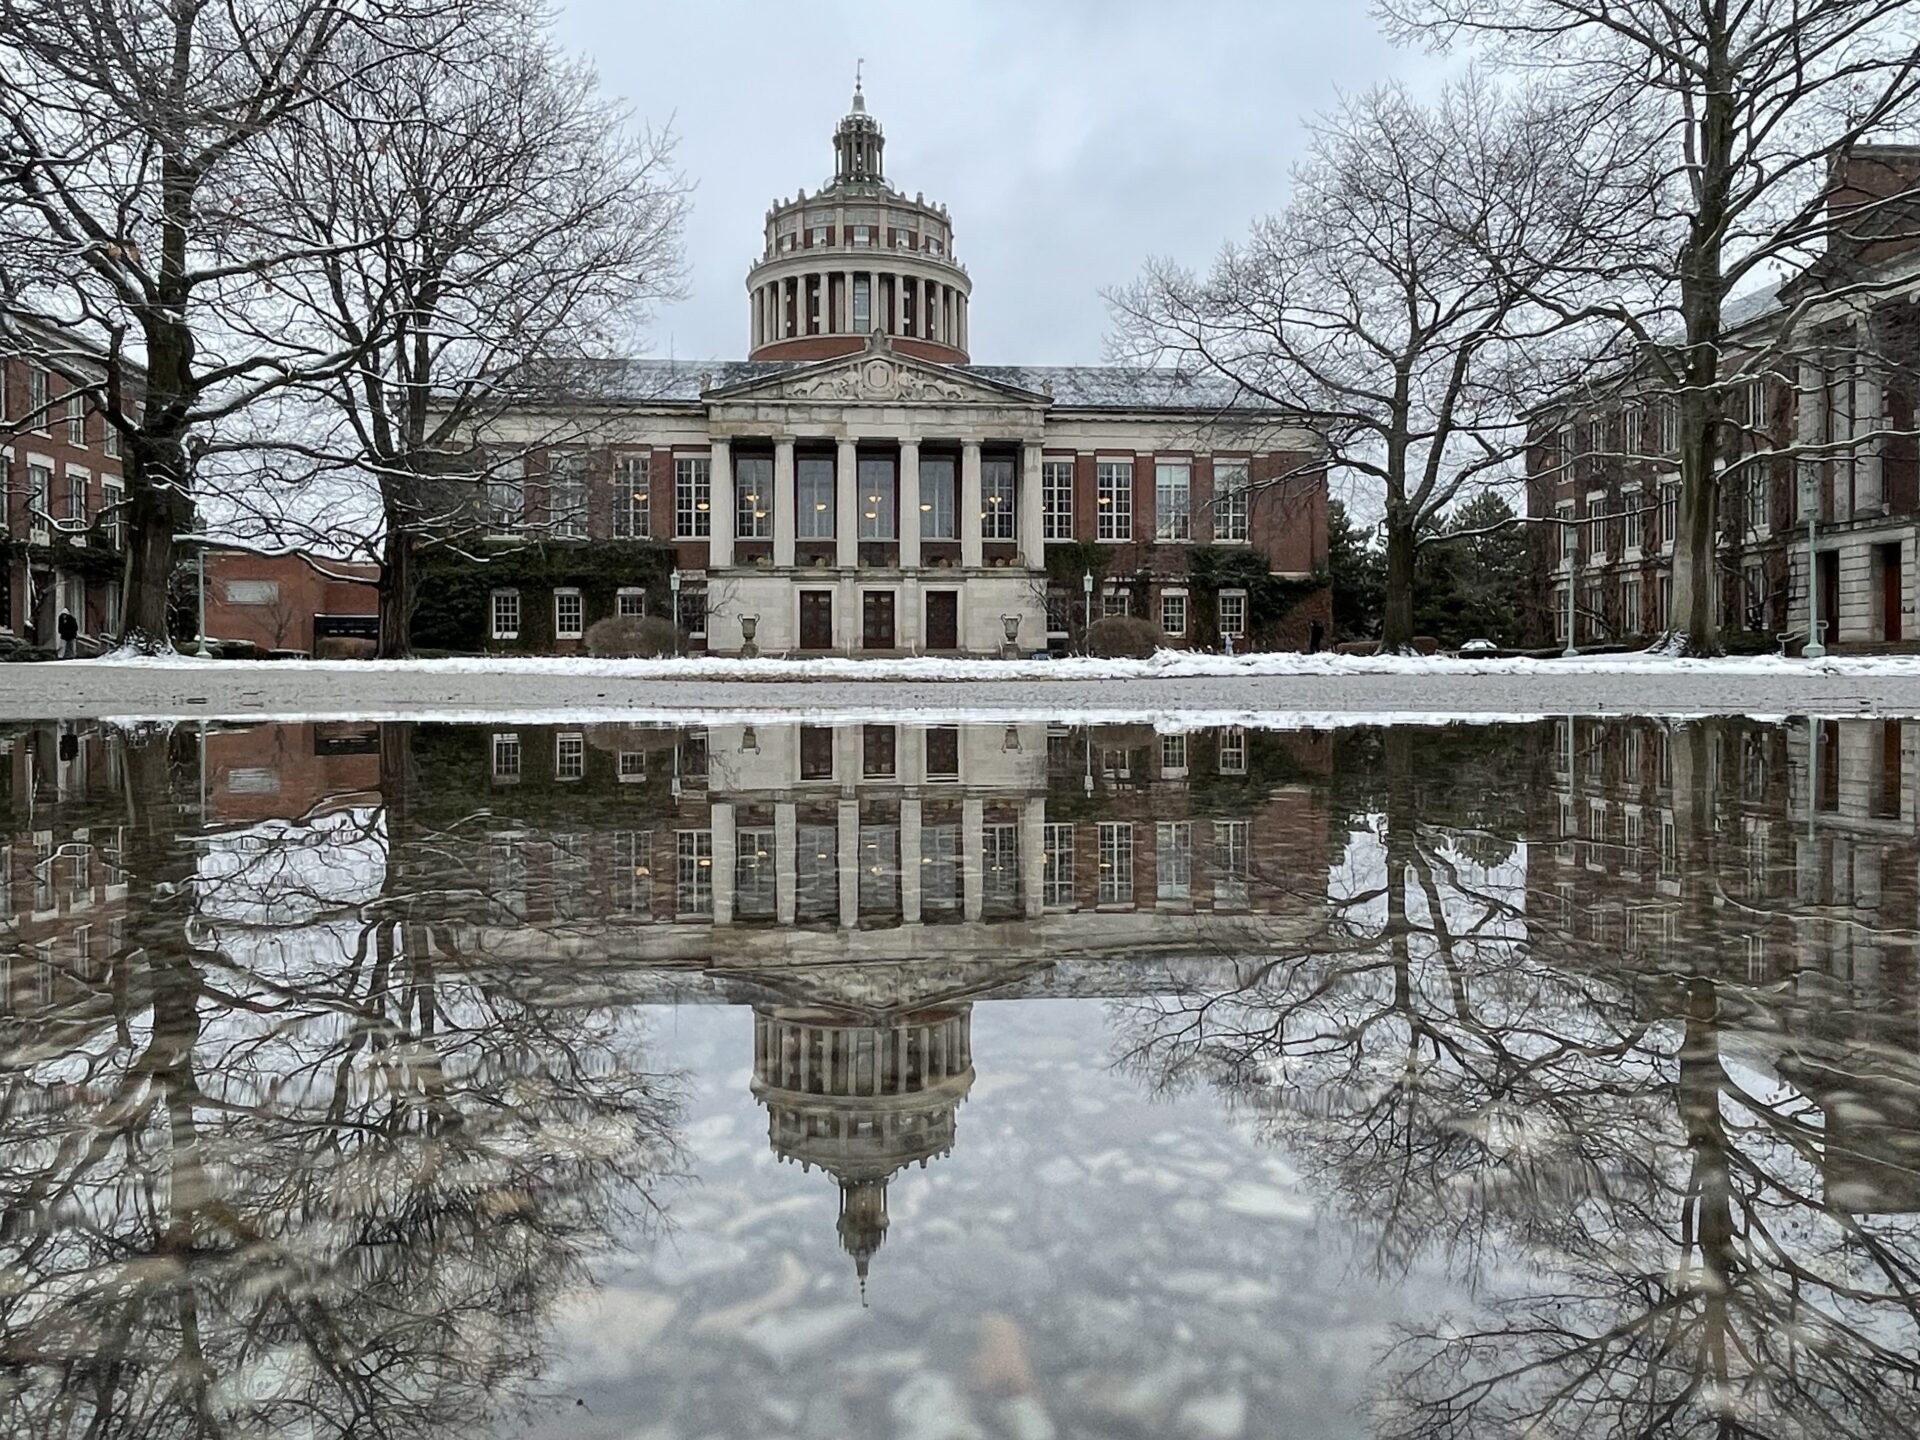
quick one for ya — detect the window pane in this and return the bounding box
[925,725,960,779]
[981,458,1015,540]
[862,723,896,778]
[1215,459,1248,542]
[797,457,836,538]
[614,454,650,538]
[1042,459,1074,540]
[920,456,956,539]
[736,455,772,539]
[1154,462,1190,541]
[800,725,835,780]
[676,457,712,537]
[1097,460,1132,540]
[549,453,586,538]
[858,457,895,539]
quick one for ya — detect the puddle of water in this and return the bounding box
[2,716,1917,1439]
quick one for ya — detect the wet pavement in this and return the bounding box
[3,715,1918,1438]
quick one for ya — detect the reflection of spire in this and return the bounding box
[750,1001,974,1293]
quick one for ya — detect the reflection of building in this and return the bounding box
[750,991,975,1294]
[468,82,1330,658]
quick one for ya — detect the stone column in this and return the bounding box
[957,294,967,354]
[899,438,922,569]
[773,438,796,567]
[1855,326,1884,515]
[1019,440,1044,566]
[1021,797,1045,920]
[900,797,923,924]
[897,270,909,334]
[838,798,860,930]
[709,438,734,568]
[836,438,858,568]
[961,441,983,568]
[774,802,797,925]
[961,795,984,921]
[1797,357,1823,521]
[750,287,761,349]
[710,801,735,926]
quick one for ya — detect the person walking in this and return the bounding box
[56,608,78,659]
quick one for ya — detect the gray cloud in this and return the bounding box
[554,1,1444,364]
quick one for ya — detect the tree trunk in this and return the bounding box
[378,525,414,659]
[119,437,191,653]
[1381,520,1417,652]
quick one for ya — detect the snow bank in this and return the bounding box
[83,648,1920,681]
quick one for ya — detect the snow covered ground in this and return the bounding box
[9,647,1920,723]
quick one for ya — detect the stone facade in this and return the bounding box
[469,86,1329,658]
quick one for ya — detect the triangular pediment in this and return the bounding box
[705,338,1047,407]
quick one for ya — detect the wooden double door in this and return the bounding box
[799,591,834,649]
[862,591,896,650]
[801,588,954,651]
[924,590,958,650]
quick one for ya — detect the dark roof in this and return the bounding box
[537,356,1290,413]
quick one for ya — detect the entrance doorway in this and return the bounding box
[861,591,896,650]
[1818,551,1841,648]
[799,591,833,649]
[924,590,958,650]
[1879,543,1903,642]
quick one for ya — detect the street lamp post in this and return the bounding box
[1804,502,1825,658]
[1081,570,1093,652]
[669,568,682,659]
[195,545,212,658]
[1563,533,1579,659]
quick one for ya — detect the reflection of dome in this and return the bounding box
[750,1002,974,1296]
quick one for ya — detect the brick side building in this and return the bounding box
[200,550,380,656]
[468,84,1329,657]
[1,318,134,653]
[1525,146,1920,651]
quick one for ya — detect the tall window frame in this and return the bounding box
[1154,461,1191,541]
[920,455,956,539]
[1042,458,1074,540]
[614,452,651,538]
[1214,458,1249,542]
[676,455,712,538]
[797,456,835,538]
[1096,459,1132,541]
[857,455,896,540]
[735,454,773,539]
[553,588,584,640]
[547,452,587,539]
[1097,822,1134,906]
[980,457,1015,540]
[490,588,520,641]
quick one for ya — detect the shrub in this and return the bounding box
[584,614,680,658]
[1083,615,1161,659]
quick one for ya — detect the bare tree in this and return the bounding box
[1382,0,1920,655]
[1113,74,1638,651]
[249,6,687,656]
[0,0,475,651]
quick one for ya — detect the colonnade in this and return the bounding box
[750,268,968,353]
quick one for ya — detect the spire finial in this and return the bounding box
[853,59,865,112]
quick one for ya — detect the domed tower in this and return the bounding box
[746,75,972,364]
[749,1001,975,1297]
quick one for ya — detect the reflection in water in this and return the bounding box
[2,716,1918,1438]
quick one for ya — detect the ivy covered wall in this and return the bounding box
[411,541,680,652]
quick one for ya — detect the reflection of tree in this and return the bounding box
[1115,719,1920,1440]
[0,725,683,1439]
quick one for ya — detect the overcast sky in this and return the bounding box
[552,2,1452,366]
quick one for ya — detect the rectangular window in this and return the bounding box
[1218,726,1247,775]
[920,456,956,539]
[103,416,119,458]
[736,455,773,539]
[548,453,587,539]
[1746,473,1769,533]
[980,457,1015,540]
[982,823,1021,915]
[862,723,897,778]
[1097,822,1134,906]
[925,725,960,780]
[797,456,836,538]
[27,463,50,532]
[1101,586,1130,619]
[488,459,524,533]
[491,733,521,782]
[853,225,872,248]
[1161,591,1187,637]
[1218,590,1248,639]
[676,830,713,917]
[617,587,646,618]
[554,589,583,639]
[1155,461,1191,541]
[1097,459,1132,540]
[1557,501,1576,561]
[1157,821,1192,903]
[1660,482,1678,548]
[66,395,84,447]
[27,368,47,429]
[811,225,827,247]
[1042,823,1076,909]
[225,579,279,606]
[1622,577,1642,634]
[101,481,123,548]
[614,453,650,538]
[800,725,836,781]
[677,582,707,639]
[491,588,520,640]
[618,750,646,782]
[65,472,87,527]
[554,732,585,780]
[676,456,712,537]
[1744,562,1766,629]
[1161,734,1189,777]
[1213,820,1250,909]
[853,274,872,333]
[858,456,896,539]
[1585,494,1606,561]
[1657,399,1677,453]
[1042,459,1074,540]
[1214,459,1249,542]
[736,827,777,918]
[613,831,653,916]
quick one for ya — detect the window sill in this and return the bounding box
[492,633,519,642]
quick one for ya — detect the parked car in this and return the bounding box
[1458,638,1498,655]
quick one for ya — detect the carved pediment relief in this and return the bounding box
[709,342,1045,408]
